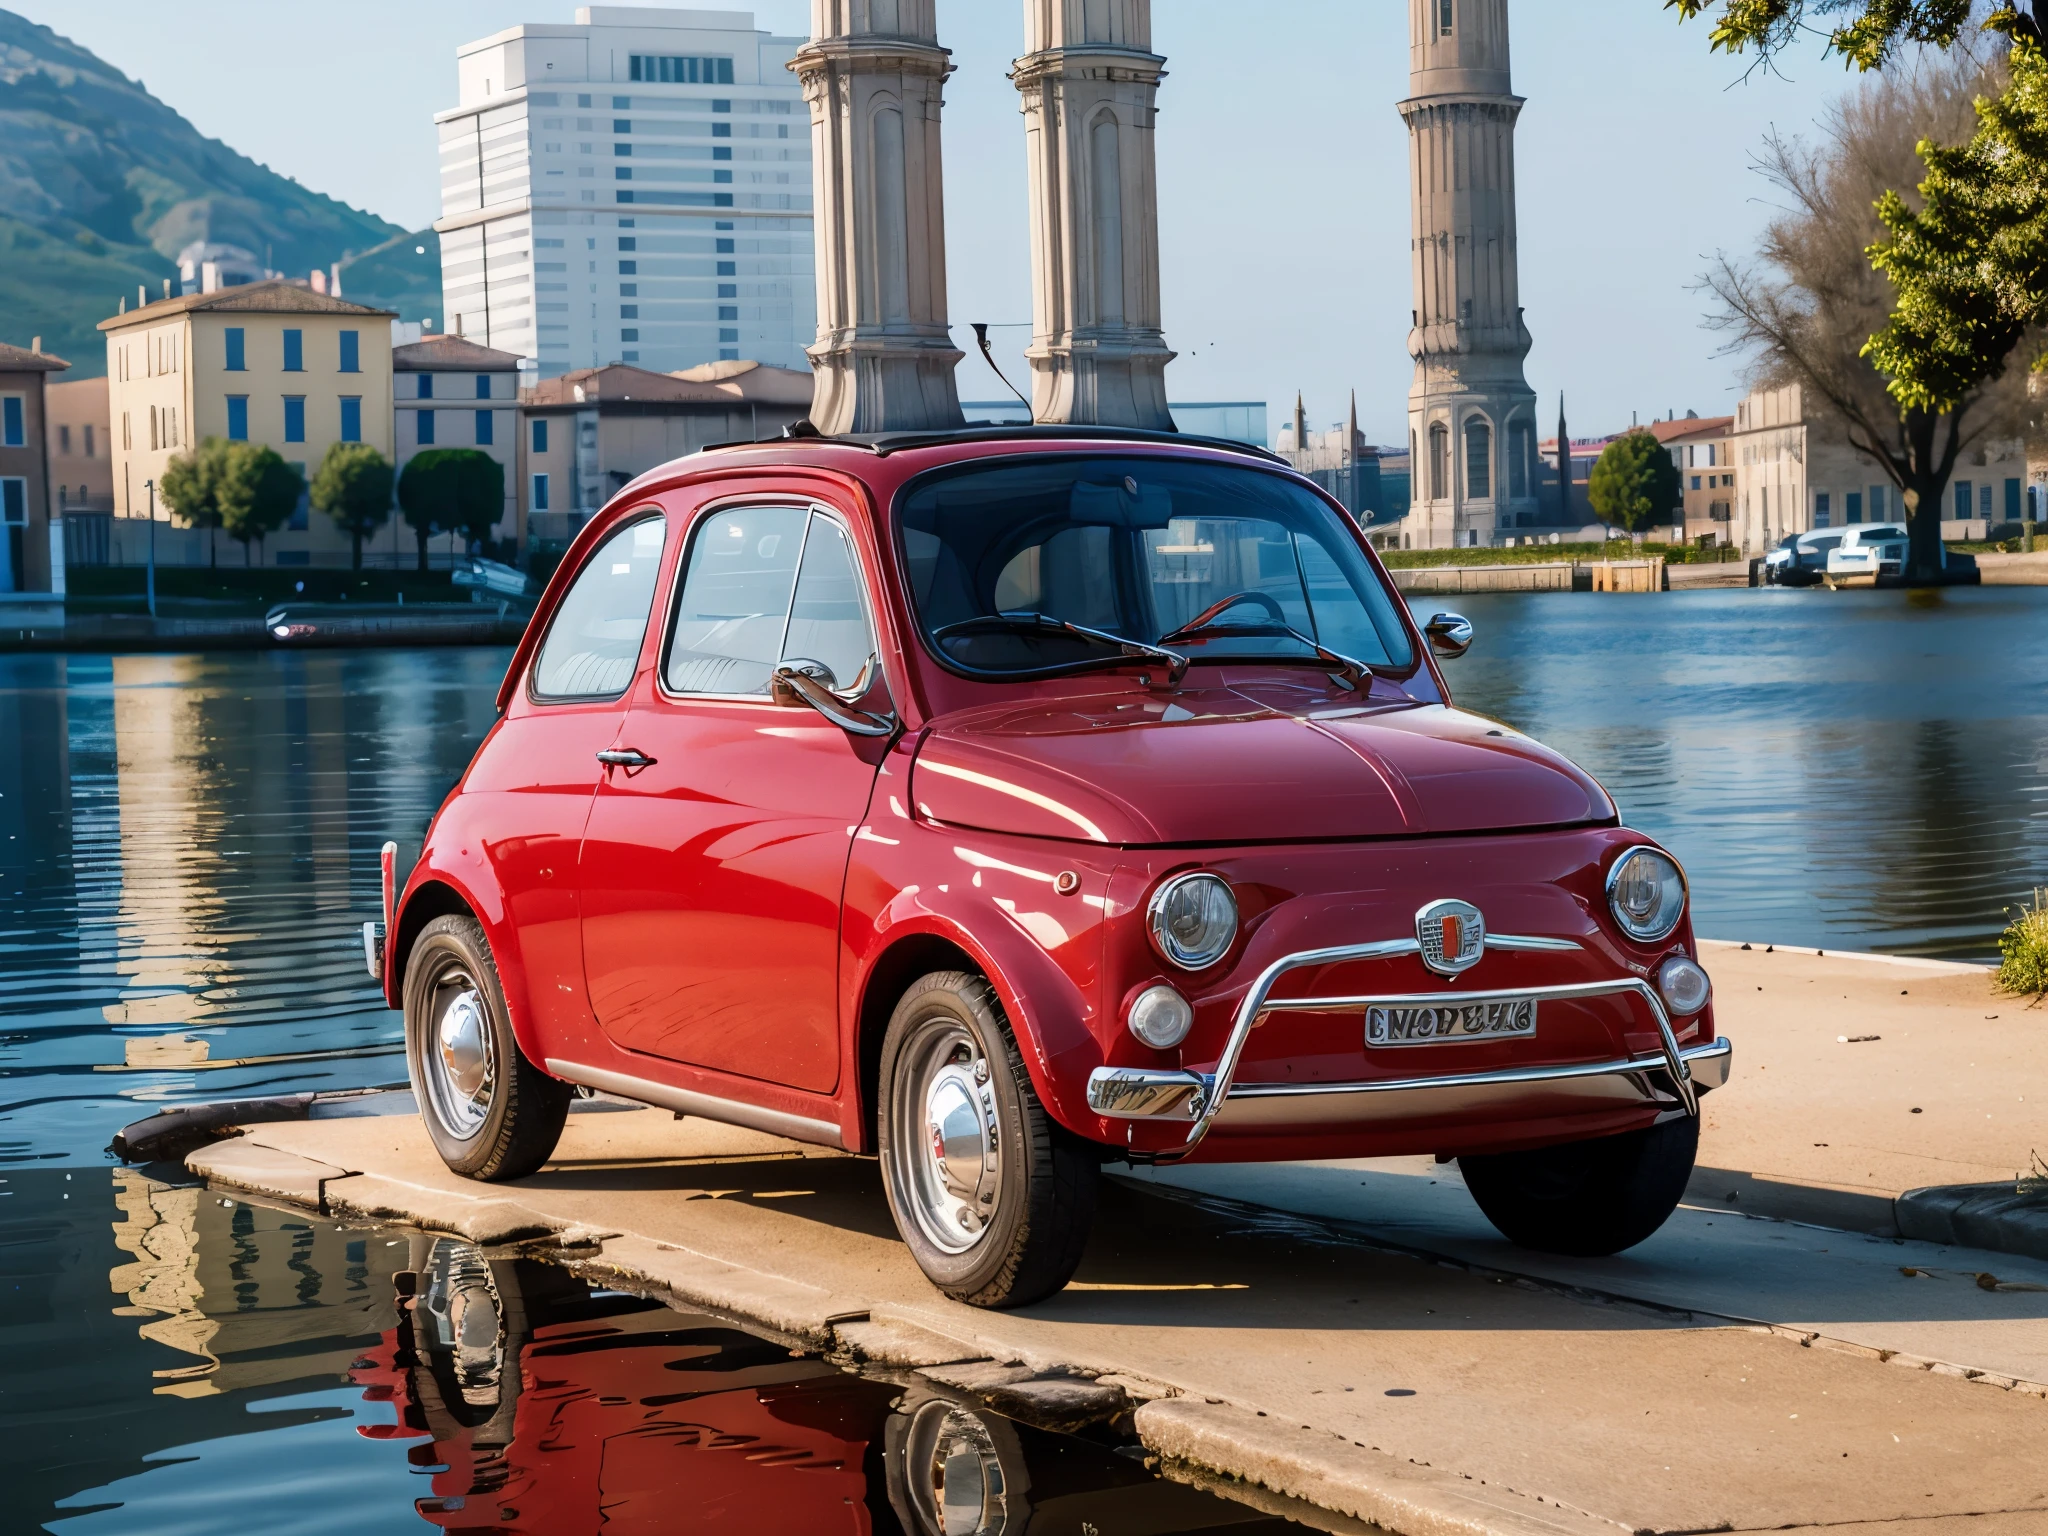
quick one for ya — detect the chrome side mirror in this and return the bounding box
[771,664,900,739]
[1424,611,1474,658]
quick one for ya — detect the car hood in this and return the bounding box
[909,680,1613,846]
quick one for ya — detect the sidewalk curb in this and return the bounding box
[1897,1183,2048,1263]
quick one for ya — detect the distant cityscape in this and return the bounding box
[1,0,2043,598]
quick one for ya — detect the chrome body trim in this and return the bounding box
[362,920,386,982]
[1122,937,1704,1160]
[1088,1038,1731,1138]
[546,1059,846,1150]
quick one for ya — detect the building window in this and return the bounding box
[621,328,639,342]
[1952,481,1970,518]
[417,409,436,446]
[58,425,71,455]
[225,328,246,371]
[1846,491,1862,523]
[1814,491,1830,527]
[718,305,738,321]
[1,478,25,528]
[718,347,738,361]
[2006,477,2022,520]
[283,396,306,442]
[1870,485,1887,519]
[717,260,736,276]
[1428,423,1449,501]
[532,472,550,511]
[628,54,734,83]
[475,374,491,400]
[340,397,361,443]
[1464,419,1491,500]
[619,260,637,275]
[339,330,360,373]
[620,283,638,297]
[716,238,734,254]
[621,304,639,319]
[0,396,21,447]
[1439,0,1454,35]
[619,237,637,252]
[717,283,737,299]
[614,117,630,133]
[1980,483,1993,516]
[84,423,95,458]
[283,329,304,372]
[226,396,249,440]
[623,351,641,362]
[532,419,548,454]
[1508,421,1530,498]
[719,328,739,344]
[476,410,494,446]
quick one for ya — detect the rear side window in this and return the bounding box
[531,517,666,699]
[665,506,876,696]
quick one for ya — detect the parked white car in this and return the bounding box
[1825,524,1910,584]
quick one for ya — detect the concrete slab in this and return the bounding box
[189,1108,2048,1536]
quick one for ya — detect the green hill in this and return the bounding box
[0,8,440,373]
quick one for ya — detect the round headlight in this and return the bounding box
[1607,847,1687,943]
[1147,872,1239,971]
[1127,984,1194,1049]
[1657,955,1712,1016]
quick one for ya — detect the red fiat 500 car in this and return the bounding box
[367,426,1731,1309]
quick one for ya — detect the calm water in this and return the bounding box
[2,588,2045,1528]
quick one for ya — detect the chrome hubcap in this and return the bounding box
[897,1028,1000,1255]
[904,1402,1010,1536]
[421,970,495,1140]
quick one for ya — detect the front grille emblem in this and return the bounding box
[1416,899,1485,976]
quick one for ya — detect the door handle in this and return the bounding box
[596,748,655,769]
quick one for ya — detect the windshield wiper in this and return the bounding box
[1154,617,1374,692]
[933,612,1189,687]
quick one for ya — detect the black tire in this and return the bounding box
[404,913,570,1181]
[877,971,1098,1308]
[1459,1113,1698,1257]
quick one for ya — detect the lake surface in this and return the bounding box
[3,586,2045,1528]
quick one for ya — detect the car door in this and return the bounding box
[474,513,668,1047]
[577,499,888,1093]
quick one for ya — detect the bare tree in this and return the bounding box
[1701,44,2036,581]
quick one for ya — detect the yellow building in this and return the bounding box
[100,282,395,567]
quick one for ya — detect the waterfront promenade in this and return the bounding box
[171,944,2048,1536]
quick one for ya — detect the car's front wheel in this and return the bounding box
[404,913,570,1180]
[878,972,1098,1308]
[1459,1113,1698,1256]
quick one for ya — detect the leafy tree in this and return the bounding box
[1698,52,2030,582]
[310,442,395,570]
[1586,431,1683,533]
[398,448,505,572]
[1662,1,2041,71]
[216,443,302,565]
[157,436,233,567]
[1667,2,2048,580]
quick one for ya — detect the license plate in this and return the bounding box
[1366,999,1538,1046]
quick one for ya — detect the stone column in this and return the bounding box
[792,0,965,434]
[1014,0,1174,429]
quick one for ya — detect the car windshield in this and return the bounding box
[896,455,1416,679]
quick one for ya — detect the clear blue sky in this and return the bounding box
[18,0,1857,442]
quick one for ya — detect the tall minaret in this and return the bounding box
[1400,0,1538,548]
[793,0,966,434]
[1014,0,1174,429]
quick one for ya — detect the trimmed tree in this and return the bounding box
[216,443,302,566]
[1586,431,1682,534]
[157,436,233,567]
[398,448,505,571]
[310,442,395,570]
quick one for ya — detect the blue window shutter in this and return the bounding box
[226,396,249,440]
[475,409,494,446]
[2,479,24,524]
[417,409,435,446]
[283,397,305,442]
[339,330,360,373]
[532,419,547,454]
[0,397,21,447]
[283,329,303,371]
[419,373,433,399]
[476,374,490,399]
[533,473,549,511]
[225,328,245,371]
[340,397,361,443]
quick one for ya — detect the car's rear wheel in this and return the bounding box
[404,913,570,1180]
[878,971,1097,1308]
[1459,1113,1698,1256]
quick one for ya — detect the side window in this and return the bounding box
[531,516,667,699]
[666,506,876,696]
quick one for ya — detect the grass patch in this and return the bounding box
[1997,889,2048,996]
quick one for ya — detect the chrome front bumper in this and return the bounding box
[1085,945,1728,1161]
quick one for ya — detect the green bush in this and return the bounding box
[1997,894,2048,995]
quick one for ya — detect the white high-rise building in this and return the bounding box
[435,7,816,379]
